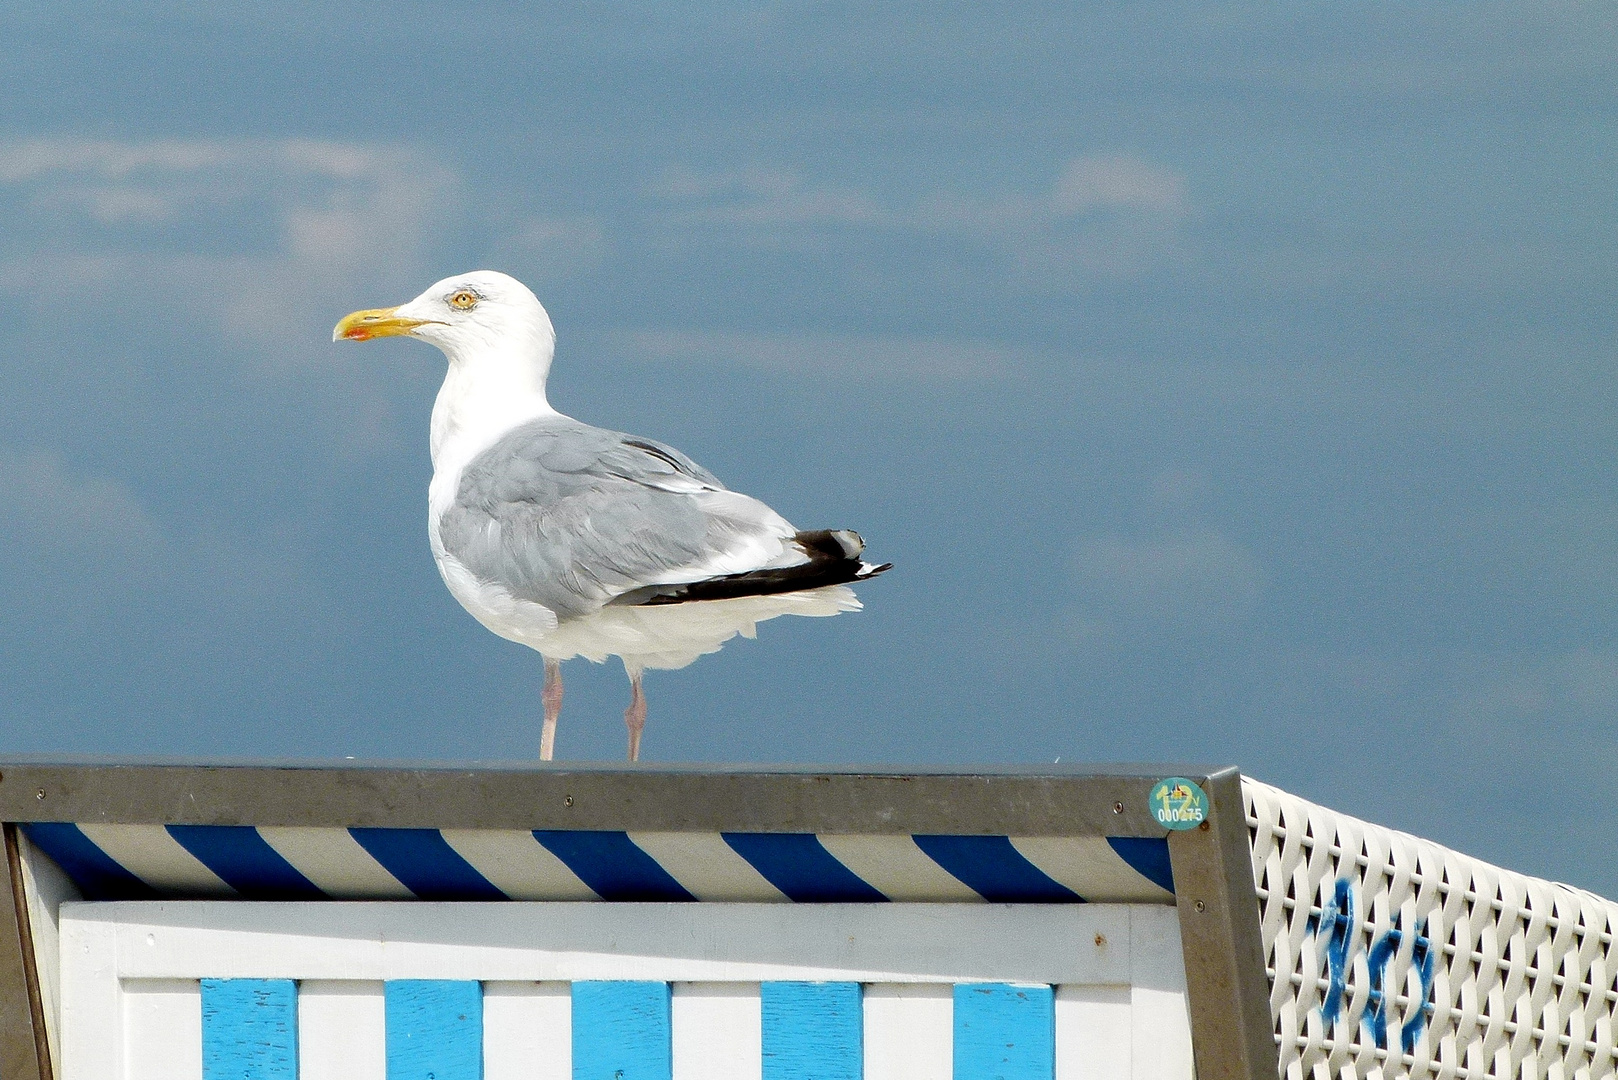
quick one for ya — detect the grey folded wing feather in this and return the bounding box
[439,417,799,620]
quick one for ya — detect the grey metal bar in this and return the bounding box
[1168,766,1277,1080]
[0,761,1214,835]
[1,824,48,1080]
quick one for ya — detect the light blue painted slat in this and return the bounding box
[760,982,862,1080]
[201,978,298,1080]
[572,981,672,1080]
[385,979,483,1080]
[953,983,1054,1080]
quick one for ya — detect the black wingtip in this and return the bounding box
[624,530,891,606]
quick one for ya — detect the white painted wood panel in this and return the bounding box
[60,915,121,1080]
[57,902,1192,1080]
[298,980,386,1080]
[863,983,953,1080]
[1055,985,1131,1080]
[63,902,1136,984]
[123,979,201,1080]
[1128,906,1193,1080]
[671,982,761,1080]
[485,981,571,1080]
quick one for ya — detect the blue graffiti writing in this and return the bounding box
[1400,920,1436,1054]
[1306,878,1437,1053]
[1364,914,1403,1048]
[1312,878,1355,1024]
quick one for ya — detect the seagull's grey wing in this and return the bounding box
[440,418,799,620]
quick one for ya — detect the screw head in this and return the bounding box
[1112,801,1124,814]
[563,794,574,807]
[1194,899,1206,912]
[35,789,45,800]
[1199,819,1211,831]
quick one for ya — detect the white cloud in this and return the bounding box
[1051,154,1188,215]
[646,153,1190,277]
[0,136,457,349]
[610,327,1017,380]
[481,213,611,286]
[0,450,167,598]
[1071,529,1262,628]
[1450,649,1618,734]
[918,155,1190,278]
[647,165,880,228]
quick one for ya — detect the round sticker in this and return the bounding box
[1149,777,1209,830]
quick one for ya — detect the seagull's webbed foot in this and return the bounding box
[541,658,563,761]
[624,668,646,762]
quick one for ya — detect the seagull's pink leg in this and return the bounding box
[624,668,647,762]
[540,658,562,761]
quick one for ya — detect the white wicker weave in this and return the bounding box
[1244,778,1618,1079]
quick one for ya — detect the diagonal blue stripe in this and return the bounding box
[348,828,505,900]
[721,834,887,903]
[1106,836,1175,894]
[201,978,298,1080]
[19,823,157,900]
[913,835,1081,903]
[573,981,672,1080]
[386,980,482,1080]
[762,982,863,1080]
[532,831,693,901]
[167,826,326,900]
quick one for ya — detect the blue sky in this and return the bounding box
[1,3,1614,894]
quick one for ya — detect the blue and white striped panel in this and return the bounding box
[174,978,1087,1079]
[22,824,1173,903]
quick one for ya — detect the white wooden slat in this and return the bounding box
[257,827,415,899]
[484,981,571,1080]
[75,902,1137,985]
[123,979,202,1080]
[1055,985,1131,1080]
[78,825,234,897]
[1011,837,1175,904]
[1128,985,1193,1080]
[298,980,386,1080]
[671,982,761,1080]
[863,983,952,1080]
[441,830,597,900]
[816,836,983,902]
[1127,906,1193,1080]
[60,914,122,1079]
[629,832,786,901]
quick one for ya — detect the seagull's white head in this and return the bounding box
[332,270,556,369]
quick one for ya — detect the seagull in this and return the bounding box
[334,271,889,761]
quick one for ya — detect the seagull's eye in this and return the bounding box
[448,290,479,311]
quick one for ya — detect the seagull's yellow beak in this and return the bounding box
[332,306,434,342]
